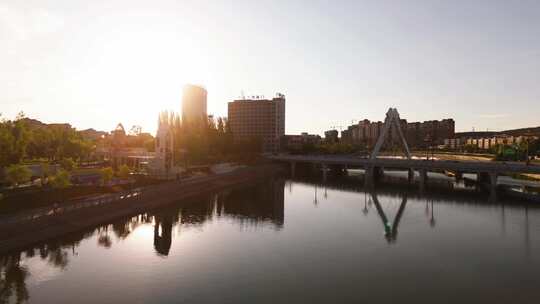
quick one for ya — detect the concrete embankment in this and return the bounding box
[0,164,283,254]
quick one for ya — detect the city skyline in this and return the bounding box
[2,0,540,135]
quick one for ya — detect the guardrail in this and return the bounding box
[0,188,143,226]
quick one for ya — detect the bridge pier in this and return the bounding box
[364,166,374,188]
[477,172,498,199]
[311,163,318,174]
[489,172,498,200]
[377,167,384,179]
[454,171,463,182]
[322,164,328,182]
[365,166,384,188]
[290,161,296,178]
[407,169,414,184]
[419,169,428,192]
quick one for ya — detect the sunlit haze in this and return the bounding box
[2,0,540,134]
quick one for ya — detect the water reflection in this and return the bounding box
[1,177,538,304]
[0,179,285,303]
[1,254,29,304]
[371,193,408,243]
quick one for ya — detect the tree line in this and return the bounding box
[157,111,261,166]
[0,112,94,168]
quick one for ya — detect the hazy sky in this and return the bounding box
[2,0,540,135]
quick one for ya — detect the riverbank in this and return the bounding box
[0,164,282,254]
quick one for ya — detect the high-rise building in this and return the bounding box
[228,94,286,153]
[341,117,454,149]
[181,84,207,124]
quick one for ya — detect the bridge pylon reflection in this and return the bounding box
[370,192,408,243]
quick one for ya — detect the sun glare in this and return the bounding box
[78,25,214,132]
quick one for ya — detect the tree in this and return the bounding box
[5,164,31,187]
[117,164,131,180]
[0,113,30,166]
[129,125,142,136]
[100,167,114,186]
[49,169,71,189]
[40,163,51,186]
[60,158,76,172]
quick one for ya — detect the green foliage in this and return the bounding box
[5,164,31,187]
[49,169,71,189]
[0,112,30,167]
[101,167,114,185]
[41,163,50,178]
[170,113,236,165]
[530,139,540,156]
[117,164,131,180]
[463,144,480,153]
[1,112,98,167]
[60,157,76,171]
[493,143,531,161]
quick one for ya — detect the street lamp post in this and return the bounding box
[424,135,432,160]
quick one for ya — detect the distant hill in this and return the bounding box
[456,126,540,138]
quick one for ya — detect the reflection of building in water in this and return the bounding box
[176,180,285,229]
[0,179,287,301]
[154,214,174,256]
[216,179,285,228]
[150,179,285,256]
[179,196,215,226]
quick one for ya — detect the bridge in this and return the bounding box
[270,108,540,198]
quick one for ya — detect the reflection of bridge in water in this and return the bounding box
[289,176,536,245]
[370,193,407,243]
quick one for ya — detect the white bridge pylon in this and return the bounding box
[370,108,411,160]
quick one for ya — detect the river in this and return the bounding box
[1,176,539,303]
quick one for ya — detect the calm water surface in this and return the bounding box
[1,176,539,304]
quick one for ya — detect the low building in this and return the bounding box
[464,135,538,151]
[324,130,339,143]
[281,133,321,151]
[443,138,464,150]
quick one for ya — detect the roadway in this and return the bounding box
[270,154,540,175]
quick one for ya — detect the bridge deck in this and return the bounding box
[271,155,540,175]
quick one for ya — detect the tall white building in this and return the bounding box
[182,84,207,125]
[149,115,175,178]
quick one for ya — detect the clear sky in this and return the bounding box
[1,0,539,135]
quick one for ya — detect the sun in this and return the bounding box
[77,24,214,133]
